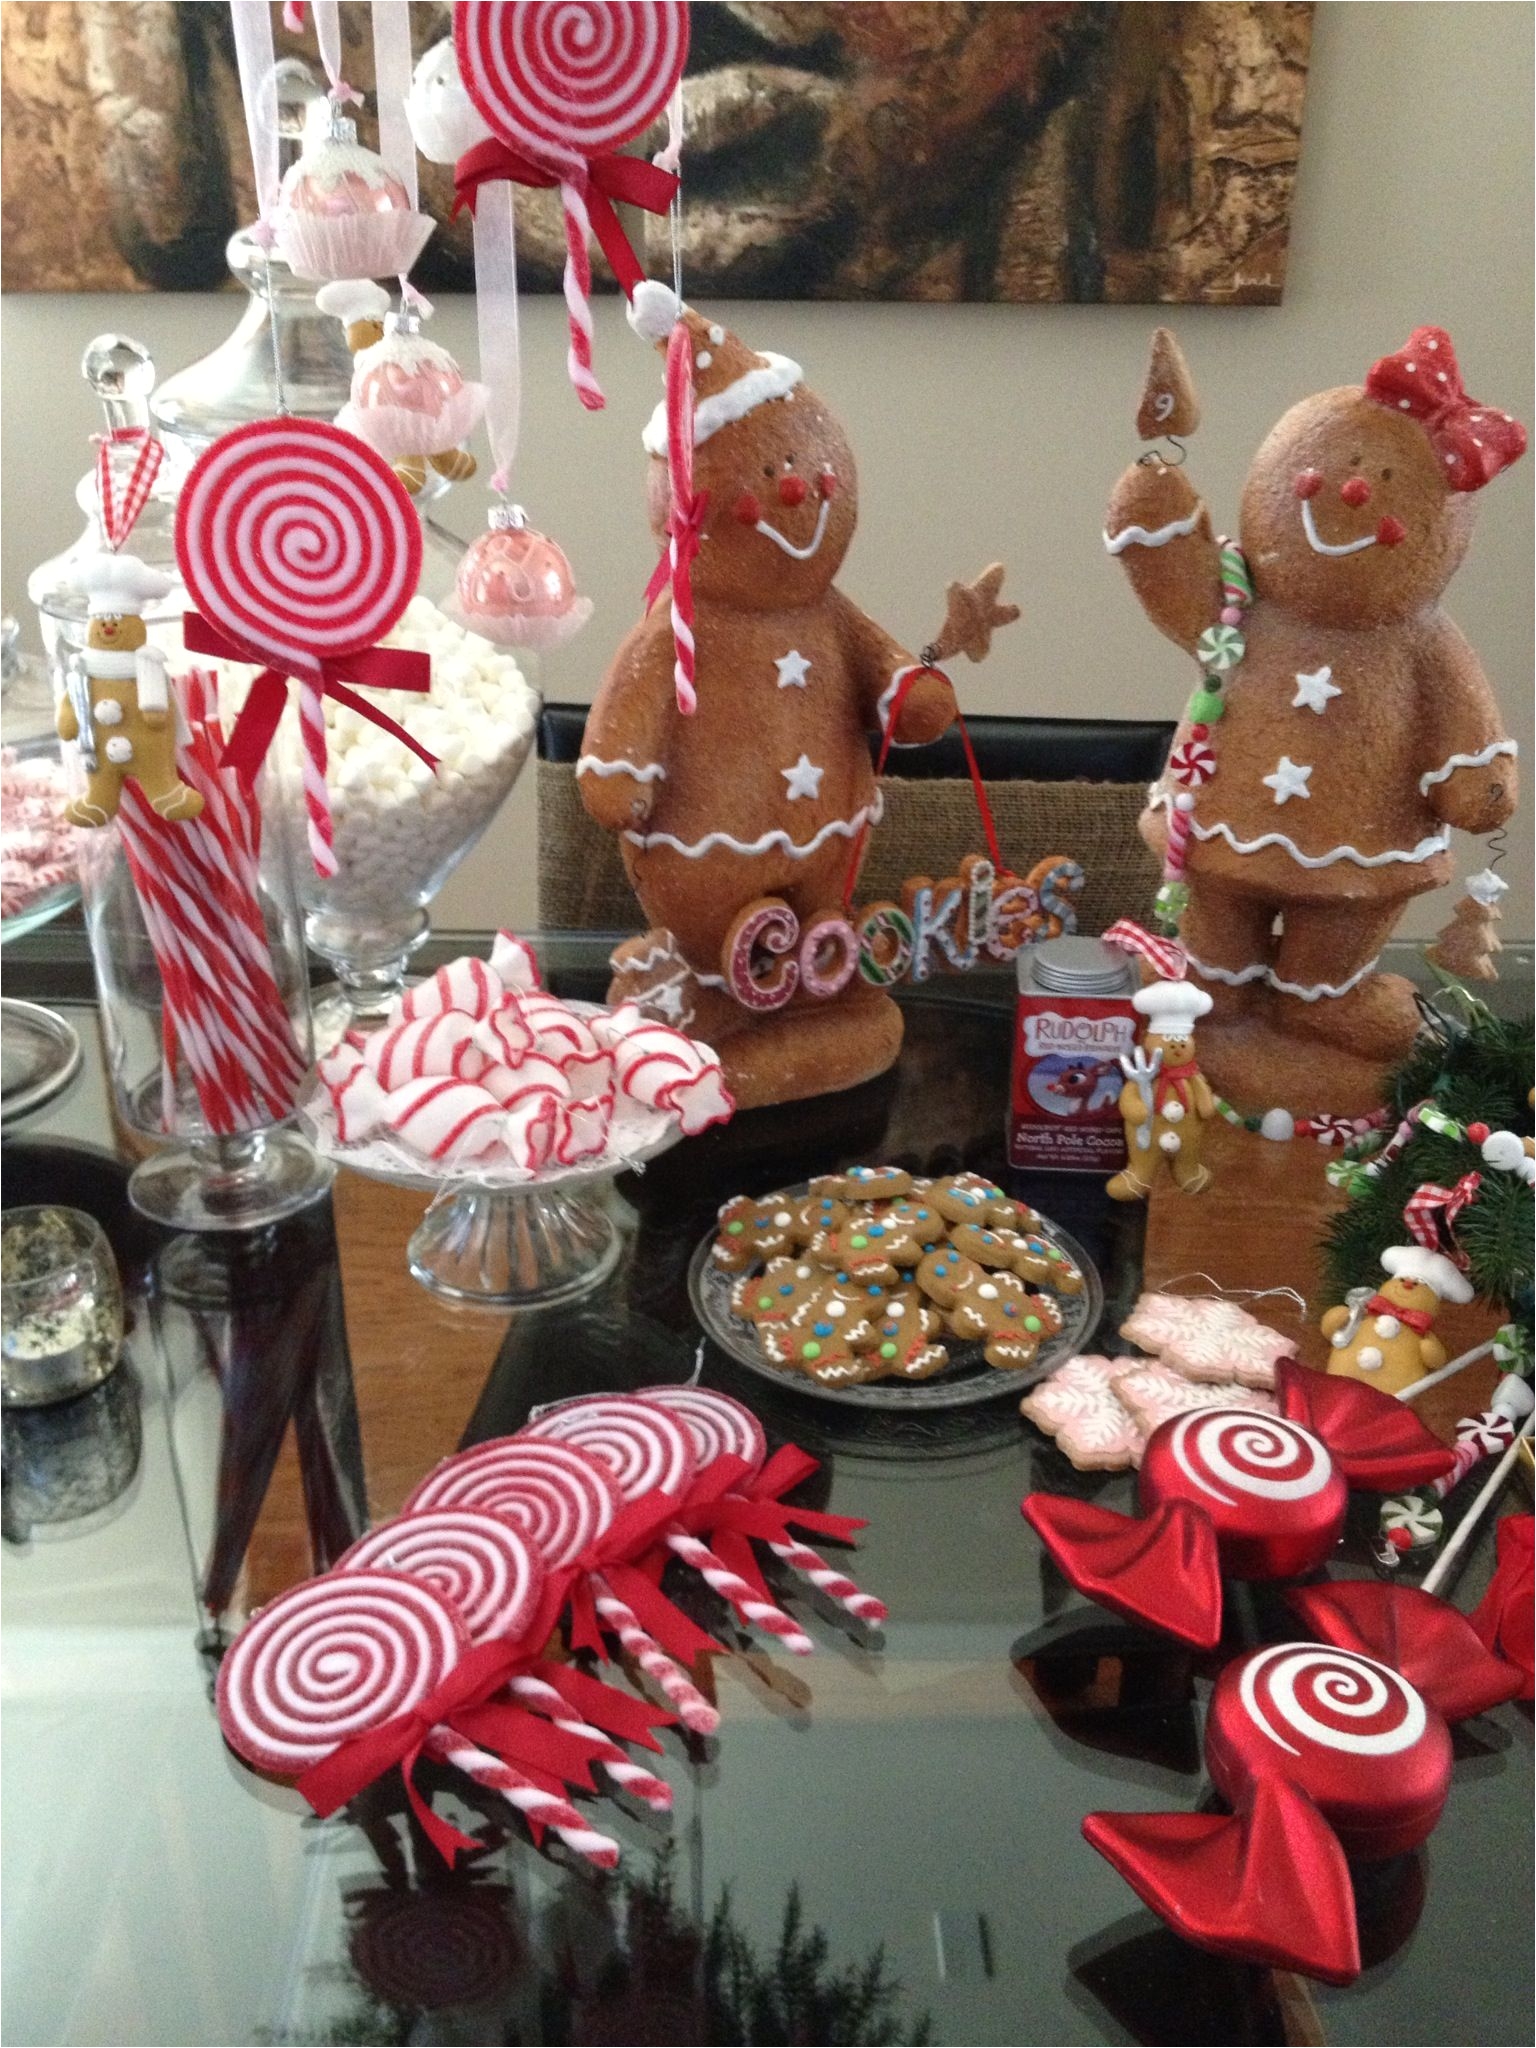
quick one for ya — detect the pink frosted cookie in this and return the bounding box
[1019,1356,1145,1471]
[1119,1292,1295,1388]
[1112,1360,1277,1439]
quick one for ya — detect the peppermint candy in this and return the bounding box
[1169,737,1217,787]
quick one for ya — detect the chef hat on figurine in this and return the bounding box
[1132,978,1213,1033]
[628,283,802,458]
[1381,1244,1476,1304]
[72,550,173,617]
[316,279,391,348]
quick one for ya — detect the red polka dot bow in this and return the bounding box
[1365,326,1527,491]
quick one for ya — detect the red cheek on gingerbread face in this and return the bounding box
[733,491,762,526]
[1376,515,1407,547]
[1294,468,1324,500]
[818,471,837,500]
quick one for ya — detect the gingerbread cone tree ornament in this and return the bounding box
[583,285,1018,1109]
[1106,326,1523,1117]
[1426,890,1502,982]
[1137,327,1200,441]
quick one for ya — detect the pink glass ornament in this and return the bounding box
[356,345,466,416]
[445,506,594,652]
[276,117,433,284]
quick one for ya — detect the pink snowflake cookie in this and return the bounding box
[1018,1356,1145,1471]
[1112,1361,1277,1440]
[1118,1292,1295,1388]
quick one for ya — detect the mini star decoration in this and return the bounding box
[774,649,811,690]
[781,753,825,802]
[1263,755,1313,805]
[928,563,1020,665]
[1292,666,1341,713]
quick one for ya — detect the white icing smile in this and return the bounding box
[1299,498,1376,557]
[755,497,830,561]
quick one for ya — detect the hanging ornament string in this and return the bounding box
[290,0,362,108]
[94,429,164,554]
[231,0,282,238]
[474,179,522,497]
[451,0,688,412]
[370,0,421,218]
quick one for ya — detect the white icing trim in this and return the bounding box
[1148,788,1449,868]
[1102,504,1205,554]
[1185,948,1382,1001]
[642,352,802,455]
[83,649,139,680]
[624,791,883,861]
[1300,498,1376,557]
[610,940,682,975]
[878,663,932,750]
[753,496,830,561]
[1418,738,1516,793]
[577,755,667,782]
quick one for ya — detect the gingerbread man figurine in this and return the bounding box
[1108,979,1216,1202]
[1107,326,1523,1115]
[582,285,1017,1111]
[56,552,202,827]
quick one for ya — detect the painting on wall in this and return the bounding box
[2,0,1313,302]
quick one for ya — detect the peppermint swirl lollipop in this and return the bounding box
[217,1570,467,1776]
[640,1384,766,1473]
[454,0,689,160]
[402,1438,616,1570]
[336,1510,543,1647]
[523,1395,697,1502]
[176,418,421,681]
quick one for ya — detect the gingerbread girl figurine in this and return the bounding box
[582,286,1017,1110]
[1106,326,1523,1115]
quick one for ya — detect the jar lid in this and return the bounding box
[1023,937,1134,996]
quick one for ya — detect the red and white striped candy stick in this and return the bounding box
[643,1385,887,1629]
[661,1529,813,1654]
[402,1436,719,1737]
[298,678,337,876]
[507,1672,672,1810]
[558,174,602,412]
[421,1725,619,1870]
[664,320,698,713]
[1164,790,1196,880]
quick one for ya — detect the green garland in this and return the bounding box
[1319,985,1533,1342]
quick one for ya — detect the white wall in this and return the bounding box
[4,0,1531,939]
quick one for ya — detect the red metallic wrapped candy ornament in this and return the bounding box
[1023,1362,1454,1648]
[1083,1579,1524,1984]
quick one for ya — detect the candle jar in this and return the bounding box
[1,1207,123,1407]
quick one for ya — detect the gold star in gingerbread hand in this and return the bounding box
[927,564,1021,665]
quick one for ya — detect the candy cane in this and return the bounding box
[421,1725,619,1869]
[507,1675,671,1811]
[663,1531,813,1654]
[1164,790,1196,880]
[591,1577,719,1736]
[558,177,603,412]
[664,320,698,714]
[764,1539,889,1627]
[298,680,337,877]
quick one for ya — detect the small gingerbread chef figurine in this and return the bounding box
[1108,978,1216,1201]
[56,552,201,827]
[1321,1244,1473,1397]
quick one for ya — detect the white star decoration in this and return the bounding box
[650,982,685,1021]
[1464,867,1510,906]
[1292,665,1340,714]
[1263,755,1313,806]
[774,649,811,690]
[781,754,825,802]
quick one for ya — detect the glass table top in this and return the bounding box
[2,935,1530,2048]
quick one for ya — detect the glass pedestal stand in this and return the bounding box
[129,1128,334,1234]
[305,906,429,1055]
[408,1181,623,1308]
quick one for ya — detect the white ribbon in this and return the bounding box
[229,0,280,226]
[311,0,345,95]
[474,180,521,493]
[370,0,419,210]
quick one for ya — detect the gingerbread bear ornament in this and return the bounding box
[1106,326,1523,1116]
[583,285,1017,1110]
[1107,978,1216,1202]
[56,552,202,827]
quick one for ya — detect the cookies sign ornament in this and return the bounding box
[175,418,433,877]
[1106,325,1523,1118]
[585,294,1020,1110]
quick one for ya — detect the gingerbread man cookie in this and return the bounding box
[784,1275,881,1356]
[864,1289,950,1380]
[929,1172,1015,1226]
[810,1212,927,1283]
[761,1316,881,1388]
[712,1195,801,1272]
[948,1270,1063,1370]
[1005,1231,1086,1295]
[949,1221,1023,1269]
[813,1165,915,1203]
[730,1256,823,1327]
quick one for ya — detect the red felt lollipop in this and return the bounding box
[403,1436,616,1569]
[176,418,428,876]
[336,1509,544,1647]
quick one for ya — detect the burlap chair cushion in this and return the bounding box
[538,762,1160,938]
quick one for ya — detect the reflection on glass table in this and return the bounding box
[0,936,1529,2048]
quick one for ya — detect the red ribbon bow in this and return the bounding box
[560,1487,724,1669]
[643,487,710,612]
[1154,1058,1199,1115]
[296,1636,608,1866]
[182,614,436,787]
[1364,1291,1436,1336]
[452,139,678,298]
[1365,326,1527,492]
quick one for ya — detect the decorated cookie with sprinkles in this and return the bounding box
[783,1190,850,1245]
[711,1194,802,1271]
[761,1315,883,1388]
[812,1165,915,1203]
[783,1274,881,1355]
[1004,1230,1085,1295]
[808,1213,926,1283]
[731,1255,824,1327]
[948,1221,1023,1269]
[943,1268,1062,1370]
[928,1172,1015,1226]
[864,1290,950,1380]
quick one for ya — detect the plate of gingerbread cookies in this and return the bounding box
[688,1166,1103,1409]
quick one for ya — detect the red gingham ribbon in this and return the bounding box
[95,429,164,552]
[1102,918,1188,981]
[1403,1172,1482,1265]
